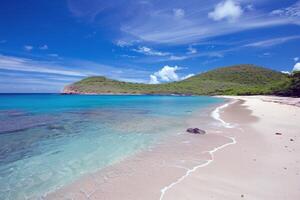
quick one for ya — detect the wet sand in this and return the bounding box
[46,96,300,200]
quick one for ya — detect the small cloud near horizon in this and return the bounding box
[149,65,194,84]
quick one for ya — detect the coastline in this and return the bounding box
[162,96,300,200]
[45,97,234,200]
[159,99,238,200]
[45,95,300,200]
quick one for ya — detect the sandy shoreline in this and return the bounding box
[163,96,300,200]
[46,95,300,200]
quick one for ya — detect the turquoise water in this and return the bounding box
[0,94,223,199]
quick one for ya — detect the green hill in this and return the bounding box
[274,71,300,97]
[63,64,290,95]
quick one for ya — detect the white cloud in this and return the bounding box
[294,57,299,62]
[187,46,197,54]
[181,73,194,80]
[0,54,148,81]
[149,65,194,84]
[154,65,180,81]
[39,45,48,50]
[133,46,170,56]
[24,45,33,51]
[281,71,291,74]
[149,74,160,84]
[173,8,185,18]
[0,53,153,92]
[244,35,300,48]
[69,0,300,45]
[293,62,300,71]
[208,0,243,21]
[0,54,89,76]
[270,2,300,17]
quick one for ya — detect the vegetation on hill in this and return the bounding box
[63,64,295,96]
[274,71,300,97]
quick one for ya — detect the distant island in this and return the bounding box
[63,64,300,96]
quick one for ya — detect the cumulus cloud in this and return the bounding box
[24,45,33,51]
[293,62,300,71]
[149,65,194,84]
[208,0,243,21]
[149,74,159,84]
[155,65,180,81]
[294,57,299,62]
[133,46,170,56]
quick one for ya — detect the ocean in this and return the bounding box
[0,94,224,199]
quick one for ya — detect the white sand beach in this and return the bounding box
[163,96,300,200]
[46,96,300,200]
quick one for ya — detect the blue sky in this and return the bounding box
[0,0,300,92]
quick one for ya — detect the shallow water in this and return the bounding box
[0,94,224,199]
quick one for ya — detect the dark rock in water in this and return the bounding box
[275,132,282,135]
[186,128,206,134]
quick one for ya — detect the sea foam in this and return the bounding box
[160,99,237,200]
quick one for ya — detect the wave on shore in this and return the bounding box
[160,99,237,200]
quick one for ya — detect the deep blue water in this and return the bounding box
[0,94,224,199]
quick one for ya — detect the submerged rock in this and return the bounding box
[186,128,206,134]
